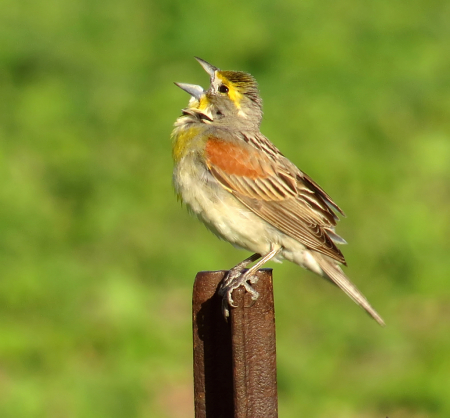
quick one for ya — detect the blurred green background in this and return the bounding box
[1,0,449,417]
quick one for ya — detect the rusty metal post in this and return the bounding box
[193,270,234,418]
[192,269,278,418]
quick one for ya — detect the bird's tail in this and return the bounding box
[315,254,385,326]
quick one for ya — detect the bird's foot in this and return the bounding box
[218,268,260,319]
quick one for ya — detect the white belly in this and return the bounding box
[173,154,276,255]
[173,154,315,269]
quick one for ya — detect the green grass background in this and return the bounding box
[1,0,450,417]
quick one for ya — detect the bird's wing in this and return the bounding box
[204,135,347,264]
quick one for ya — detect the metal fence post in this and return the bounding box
[192,269,278,418]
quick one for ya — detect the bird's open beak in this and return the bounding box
[174,83,205,100]
[174,58,218,98]
[195,57,218,80]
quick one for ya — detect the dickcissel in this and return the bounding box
[171,57,384,326]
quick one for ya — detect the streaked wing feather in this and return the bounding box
[238,196,346,263]
[205,135,346,264]
[299,172,346,217]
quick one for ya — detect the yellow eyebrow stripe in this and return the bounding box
[216,73,242,109]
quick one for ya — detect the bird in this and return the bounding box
[171,57,384,326]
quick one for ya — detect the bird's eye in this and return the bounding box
[218,84,229,94]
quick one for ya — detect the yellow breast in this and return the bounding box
[171,124,202,164]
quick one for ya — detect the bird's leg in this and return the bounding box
[219,245,282,318]
[219,253,261,292]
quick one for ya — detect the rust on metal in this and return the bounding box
[192,269,278,418]
[193,270,234,418]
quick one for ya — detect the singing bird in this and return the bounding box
[171,57,384,325]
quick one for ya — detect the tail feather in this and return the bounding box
[316,256,385,326]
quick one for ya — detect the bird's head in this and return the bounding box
[175,57,263,128]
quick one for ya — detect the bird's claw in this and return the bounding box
[219,270,260,319]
